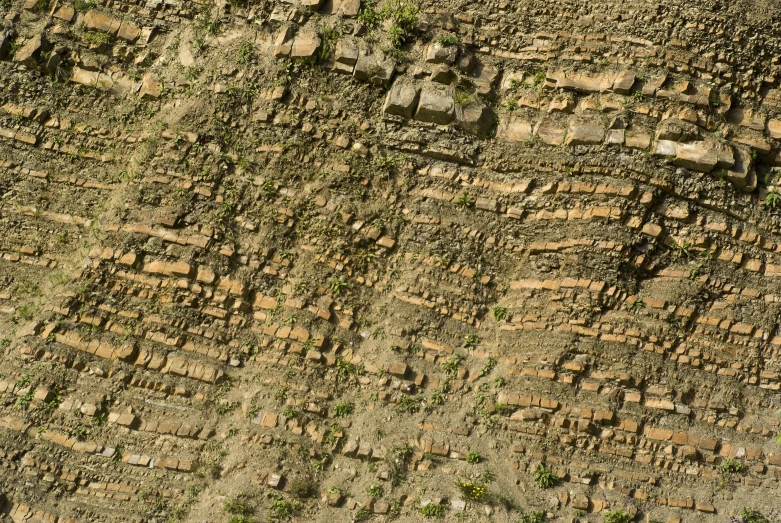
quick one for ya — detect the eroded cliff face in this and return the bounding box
[0,0,780,521]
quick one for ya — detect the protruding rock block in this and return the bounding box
[291,33,321,59]
[274,26,295,58]
[564,117,605,145]
[414,87,455,125]
[139,73,161,100]
[498,118,532,142]
[425,42,458,64]
[536,119,566,145]
[353,53,394,86]
[457,103,495,138]
[13,34,49,65]
[383,81,419,119]
[725,145,756,193]
[673,142,719,172]
[612,70,635,94]
[84,10,121,34]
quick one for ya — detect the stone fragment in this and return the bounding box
[430,65,456,84]
[117,22,140,42]
[52,5,75,21]
[425,42,458,64]
[414,87,455,125]
[564,117,605,145]
[291,33,321,59]
[334,39,358,65]
[13,34,49,65]
[725,145,756,193]
[499,118,532,142]
[383,81,419,119]
[536,119,566,145]
[83,10,120,34]
[673,142,718,172]
[139,73,161,100]
[71,67,99,87]
[0,33,9,60]
[768,118,781,139]
[353,53,394,86]
[274,26,295,58]
[333,0,360,15]
[457,103,495,138]
[612,70,635,94]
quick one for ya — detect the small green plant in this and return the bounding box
[442,355,462,378]
[430,389,445,405]
[466,451,481,464]
[671,240,692,259]
[283,406,299,418]
[83,31,111,46]
[330,276,347,296]
[436,34,459,47]
[478,357,496,378]
[91,412,107,426]
[492,306,508,321]
[74,0,96,10]
[766,189,781,209]
[334,401,354,418]
[261,178,276,196]
[531,71,545,88]
[354,506,373,521]
[518,510,546,523]
[534,463,557,489]
[454,79,477,106]
[16,373,34,388]
[367,484,383,497]
[224,493,253,516]
[628,298,645,311]
[420,503,444,517]
[455,479,487,501]
[739,509,771,523]
[396,395,420,413]
[455,193,475,209]
[16,389,34,410]
[604,509,634,523]
[720,458,746,474]
[236,41,254,64]
[463,333,479,349]
[266,496,300,520]
[335,358,364,386]
[289,478,314,499]
[316,24,339,64]
[383,0,420,47]
[357,0,383,28]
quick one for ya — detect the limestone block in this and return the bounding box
[564,117,605,145]
[457,103,495,138]
[383,81,419,119]
[414,87,455,125]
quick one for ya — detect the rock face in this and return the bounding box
[4,0,781,521]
